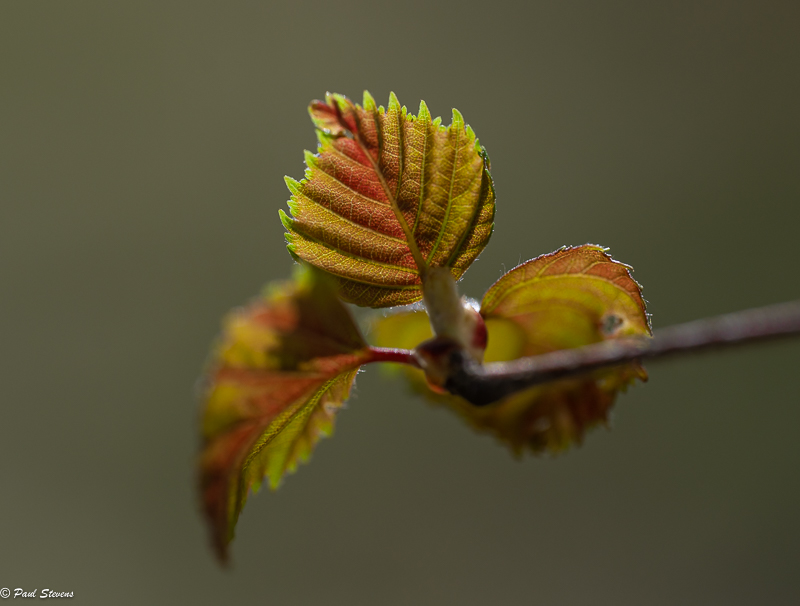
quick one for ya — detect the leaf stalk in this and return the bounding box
[366,347,421,367]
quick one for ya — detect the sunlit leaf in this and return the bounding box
[471,245,651,453]
[280,91,495,308]
[371,245,651,454]
[199,266,373,562]
[480,244,649,352]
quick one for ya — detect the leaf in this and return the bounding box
[280,91,495,308]
[480,244,650,352]
[468,245,651,453]
[371,245,651,454]
[199,266,374,562]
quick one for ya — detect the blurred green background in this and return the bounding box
[2,1,799,604]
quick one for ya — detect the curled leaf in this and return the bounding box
[480,245,649,350]
[472,245,651,453]
[281,91,495,308]
[371,245,651,454]
[199,267,373,562]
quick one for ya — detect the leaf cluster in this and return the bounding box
[198,92,650,562]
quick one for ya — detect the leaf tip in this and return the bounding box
[284,175,301,195]
[362,90,376,111]
[268,474,282,491]
[303,149,318,168]
[325,91,339,108]
[451,107,465,130]
[286,243,301,262]
[279,208,295,231]
[214,541,231,567]
[388,91,401,112]
[417,99,431,122]
[308,98,325,115]
[315,129,332,149]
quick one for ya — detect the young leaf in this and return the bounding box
[280,91,495,308]
[467,245,651,452]
[199,266,373,562]
[371,245,651,454]
[480,245,649,348]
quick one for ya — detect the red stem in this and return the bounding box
[366,347,420,367]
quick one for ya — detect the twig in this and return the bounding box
[444,300,800,406]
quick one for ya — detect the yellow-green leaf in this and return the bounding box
[281,91,495,308]
[199,266,372,562]
[371,245,651,454]
[480,244,650,353]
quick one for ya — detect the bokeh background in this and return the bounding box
[2,2,799,604]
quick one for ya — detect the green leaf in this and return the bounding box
[199,266,373,562]
[480,244,650,352]
[281,91,495,308]
[371,245,651,454]
[469,245,651,453]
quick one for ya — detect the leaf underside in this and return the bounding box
[199,267,372,562]
[281,91,495,307]
[371,245,652,454]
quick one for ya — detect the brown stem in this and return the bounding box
[443,299,800,406]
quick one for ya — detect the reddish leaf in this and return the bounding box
[281,91,495,307]
[199,267,373,562]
